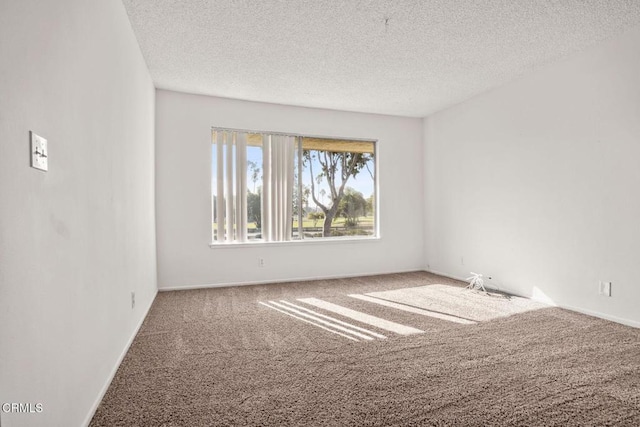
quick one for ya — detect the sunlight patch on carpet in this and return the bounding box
[297,298,424,335]
[259,300,385,342]
[348,294,476,325]
[365,284,549,322]
[278,301,387,339]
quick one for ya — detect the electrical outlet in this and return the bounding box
[131,291,136,309]
[599,281,612,297]
[484,275,495,291]
[30,131,48,171]
[258,257,265,268]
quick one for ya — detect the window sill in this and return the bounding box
[209,236,381,249]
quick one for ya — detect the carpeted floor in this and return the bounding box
[90,272,640,426]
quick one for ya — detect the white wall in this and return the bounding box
[156,90,424,289]
[424,25,640,327]
[0,0,157,426]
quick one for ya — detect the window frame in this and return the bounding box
[209,126,379,247]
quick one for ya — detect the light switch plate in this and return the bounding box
[30,131,48,171]
[599,281,612,297]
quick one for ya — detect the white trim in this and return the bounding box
[423,269,469,284]
[424,268,640,329]
[209,236,381,248]
[158,268,423,292]
[424,268,508,294]
[557,304,640,329]
[81,289,158,427]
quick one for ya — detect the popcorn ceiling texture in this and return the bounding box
[122,0,640,117]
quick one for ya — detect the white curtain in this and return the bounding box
[213,130,247,242]
[261,134,295,241]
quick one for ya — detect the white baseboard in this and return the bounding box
[158,268,424,292]
[425,268,639,329]
[558,303,640,329]
[82,289,158,427]
[425,269,515,294]
[424,269,469,284]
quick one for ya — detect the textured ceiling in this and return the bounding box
[122,0,640,117]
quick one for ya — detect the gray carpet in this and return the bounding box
[90,272,640,426]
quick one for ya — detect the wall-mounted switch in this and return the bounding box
[30,131,48,171]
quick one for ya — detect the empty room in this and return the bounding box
[2,0,640,426]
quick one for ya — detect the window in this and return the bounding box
[211,129,376,244]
